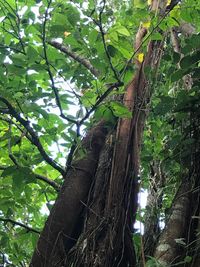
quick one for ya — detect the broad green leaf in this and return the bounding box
[151,32,163,41]
[27,46,38,62]
[110,101,132,118]
[81,90,97,107]
[180,52,200,69]
[107,45,117,57]
[115,25,130,36]
[171,69,186,82]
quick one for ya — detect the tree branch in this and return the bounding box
[0,164,60,191]
[94,0,121,83]
[42,1,77,125]
[0,96,65,175]
[0,218,40,234]
[48,40,100,77]
[79,81,123,124]
[35,174,60,192]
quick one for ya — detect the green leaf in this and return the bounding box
[114,25,130,36]
[115,46,132,59]
[81,90,97,107]
[173,52,181,64]
[54,13,68,27]
[66,6,80,26]
[151,32,163,41]
[95,105,115,123]
[27,46,38,62]
[110,101,132,118]
[180,51,200,69]
[184,256,192,263]
[107,45,117,57]
[171,69,185,82]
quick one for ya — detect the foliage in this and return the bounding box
[0,0,200,266]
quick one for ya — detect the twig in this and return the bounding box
[35,174,60,192]
[0,96,65,175]
[0,164,60,191]
[0,44,25,54]
[44,58,82,100]
[65,142,77,172]
[7,122,19,166]
[42,2,77,125]
[0,218,40,234]
[93,0,121,83]
[48,40,100,77]
[0,0,25,53]
[79,80,123,124]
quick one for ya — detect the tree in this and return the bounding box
[0,0,200,266]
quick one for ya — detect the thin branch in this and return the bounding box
[0,96,65,175]
[0,165,7,170]
[0,218,40,234]
[48,40,100,77]
[166,0,181,12]
[0,116,62,189]
[0,0,25,53]
[35,174,60,192]
[0,164,60,191]
[90,0,121,83]
[65,142,77,172]
[79,80,123,124]
[42,2,77,125]
[0,44,25,54]
[7,122,19,166]
[44,58,82,100]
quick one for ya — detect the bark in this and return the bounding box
[184,134,200,267]
[154,178,191,266]
[192,207,200,267]
[30,1,179,266]
[153,28,200,267]
[30,121,108,266]
[65,28,165,267]
[143,161,166,257]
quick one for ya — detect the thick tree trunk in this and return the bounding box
[30,121,108,266]
[65,37,165,267]
[153,26,200,267]
[154,178,191,266]
[143,160,165,257]
[30,1,178,266]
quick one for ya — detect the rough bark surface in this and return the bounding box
[30,121,108,266]
[143,161,165,257]
[65,34,165,267]
[154,179,191,266]
[30,1,179,266]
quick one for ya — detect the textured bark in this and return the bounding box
[192,208,200,267]
[154,179,191,266]
[65,31,165,267]
[30,121,108,267]
[30,1,180,266]
[184,150,200,267]
[143,161,165,257]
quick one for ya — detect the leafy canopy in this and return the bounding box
[0,0,200,265]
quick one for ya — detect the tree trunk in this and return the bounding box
[30,121,108,266]
[154,178,191,266]
[30,1,179,266]
[143,160,165,257]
